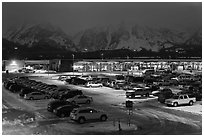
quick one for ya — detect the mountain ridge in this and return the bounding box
[3,22,202,59]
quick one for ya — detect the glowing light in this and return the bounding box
[10,60,17,66]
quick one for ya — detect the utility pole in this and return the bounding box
[101,53,104,60]
[72,54,75,75]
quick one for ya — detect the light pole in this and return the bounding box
[72,54,75,75]
[101,53,104,72]
[101,53,104,60]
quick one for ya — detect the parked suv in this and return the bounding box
[58,90,83,100]
[70,107,108,124]
[158,88,174,103]
[67,95,93,104]
[53,104,80,117]
[47,100,71,112]
[19,87,35,97]
[126,87,152,98]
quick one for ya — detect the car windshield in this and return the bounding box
[71,109,78,113]
[172,95,179,99]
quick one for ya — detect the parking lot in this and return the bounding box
[2,71,202,135]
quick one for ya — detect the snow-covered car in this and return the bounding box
[78,75,92,80]
[85,81,103,88]
[58,75,68,81]
[34,69,48,73]
[70,107,108,124]
[66,95,93,104]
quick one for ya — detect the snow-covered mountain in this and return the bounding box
[3,22,202,55]
[73,24,201,52]
[3,22,75,50]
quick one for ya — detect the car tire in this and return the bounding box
[78,117,86,124]
[100,115,107,121]
[189,101,193,106]
[145,93,149,97]
[30,97,34,100]
[173,102,178,107]
[72,101,76,104]
[86,100,91,104]
[60,113,65,118]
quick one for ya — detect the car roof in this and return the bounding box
[126,90,135,92]
[29,92,42,94]
[76,107,94,110]
[133,87,143,90]
[75,94,87,97]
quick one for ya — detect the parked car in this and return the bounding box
[19,87,35,97]
[53,104,80,118]
[24,92,50,100]
[51,88,71,99]
[47,100,72,112]
[114,81,129,90]
[157,88,174,103]
[85,81,103,88]
[152,88,172,96]
[178,88,202,101]
[4,81,16,89]
[126,87,152,98]
[24,69,35,73]
[58,75,74,81]
[70,107,108,124]
[123,82,142,90]
[78,75,92,81]
[9,84,22,93]
[58,90,83,100]
[71,77,87,85]
[67,95,93,104]
[165,94,196,107]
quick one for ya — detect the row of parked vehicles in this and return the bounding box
[3,76,88,101]
[58,70,201,108]
[4,76,58,100]
[3,76,108,124]
[47,99,108,123]
[60,71,201,90]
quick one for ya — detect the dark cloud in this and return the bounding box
[2,2,202,35]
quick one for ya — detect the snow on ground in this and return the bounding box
[48,121,137,134]
[31,75,202,115]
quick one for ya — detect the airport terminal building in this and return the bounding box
[72,59,202,72]
[2,58,202,73]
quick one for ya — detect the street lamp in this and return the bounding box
[101,53,104,60]
[72,54,75,75]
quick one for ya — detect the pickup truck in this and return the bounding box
[165,94,196,107]
[126,87,152,98]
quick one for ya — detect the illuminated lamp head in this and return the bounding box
[10,60,17,66]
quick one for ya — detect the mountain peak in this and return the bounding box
[3,22,201,55]
[4,22,75,50]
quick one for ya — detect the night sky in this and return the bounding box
[2,2,202,35]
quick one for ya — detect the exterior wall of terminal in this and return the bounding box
[2,59,202,72]
[73,60,202,72]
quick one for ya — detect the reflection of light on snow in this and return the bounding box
[10,60,17,66]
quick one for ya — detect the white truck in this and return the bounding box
[165,94,196,107]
